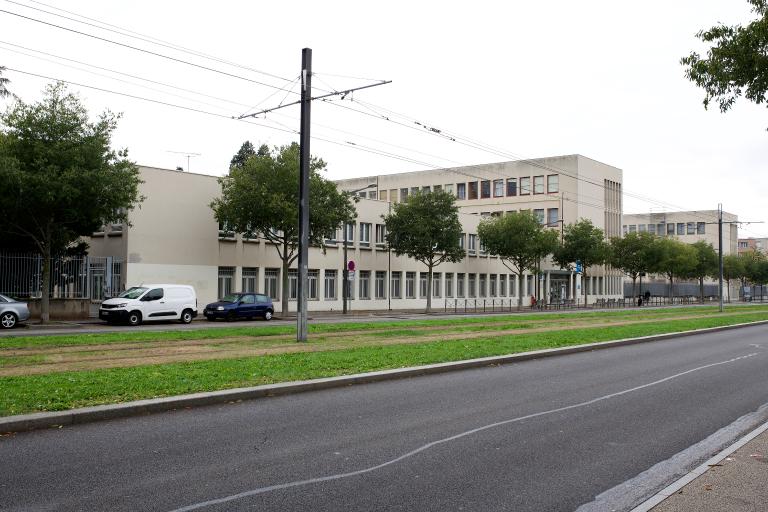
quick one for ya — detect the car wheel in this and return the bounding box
[180,309,193,324]
[127,311,142,326]
[264,310,273,321]
[226,311,236,322]
[1,312,18,329]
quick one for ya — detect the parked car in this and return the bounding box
[0,293,30,329]
[204,293,273,321]
[99,284,198,326]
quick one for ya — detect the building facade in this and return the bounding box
[622,210,738,255]
[89,155,624,310]
[738,237,768,256]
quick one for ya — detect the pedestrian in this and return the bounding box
[644,290,651,304]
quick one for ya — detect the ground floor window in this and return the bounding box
[419,272,428,298]
[500,274,507,297]
[375,271,386,299]
[489,274,497,297]
[218,266,234,299]
[242,267,258,293]
[308,269,319,300]
[479,274,487,298]
[288,269,298,300]
[391,271,402,298]
[264,268,279,300]
[324,270,337,300]
[359,270,371,299]
[457,273,465,298]
[432,272,441,298]
[445,273,454,298]
[406,272,416,298]
[468,273,476,298]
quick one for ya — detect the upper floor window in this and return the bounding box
[506,178,517,196]
[456,183,466,199]
[520,177,531,195]
[493,179,504,197]
[468,181,479,200]
[400,188,409,202]
[697,222,706,235]
[533,176,544,194]
[444,184,454,195]
[687,222,695,235]
[480,180,491,198]
[547,174,559,193]
[677,223,685,235]
[359,223,372,246]
[533,209,545,224]
[375,224,386,245]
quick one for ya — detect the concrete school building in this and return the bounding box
[622,210,739,256]
[88,154,624,310]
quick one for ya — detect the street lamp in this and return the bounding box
[343,183,377,314]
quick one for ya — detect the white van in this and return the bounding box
[99,284,198,326]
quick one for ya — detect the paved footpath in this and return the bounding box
[642,423,768,512]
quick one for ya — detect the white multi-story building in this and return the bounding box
[622,210,738,255]
[89,154,623,310]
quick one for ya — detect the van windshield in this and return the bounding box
[118,287,148,299]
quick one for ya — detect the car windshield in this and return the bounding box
[118,287,148,299]
[219,294,242,303]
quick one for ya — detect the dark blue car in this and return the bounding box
[203,293,274,321]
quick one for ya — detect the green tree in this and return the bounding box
[384,190,464,313]
[553,219,608,306]
[744,250,768,298]
[230,140,268,169]
[653,238,697,300]
[609,232,657,298]
[681,1,768,115]
[0,83,143,322]
[723,254,745,301]
[0,66,10,98]
[211,142,355,317]
[688,241,719,301]
[478,211,558,308]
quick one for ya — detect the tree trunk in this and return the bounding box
[426,265,433,313]
[281,257,289,317]
[40,243,51,324]
[583,269,588,307]
[517,272,523,310]
[632,276,637,299]
[726,278,731,303]
[668,274,674,301]
[699,276,704,302]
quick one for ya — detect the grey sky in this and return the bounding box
[1,0,766,237]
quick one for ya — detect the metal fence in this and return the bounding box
[0,252,124,301]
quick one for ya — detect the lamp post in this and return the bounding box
[343,183,377,314]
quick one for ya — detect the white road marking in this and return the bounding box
[169,352,760,512]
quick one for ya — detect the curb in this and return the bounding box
[629,419,768,512]
[2,319,768,434]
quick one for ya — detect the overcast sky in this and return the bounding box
[2,0,767,237]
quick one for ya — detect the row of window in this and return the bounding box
[622,222,706,237]
[217,267,536,301]
[357,175,560,203]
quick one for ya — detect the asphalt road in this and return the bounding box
[2,324,768,511]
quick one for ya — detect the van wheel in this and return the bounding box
[264,310,273,321]
[180,309,193,324]
[1,312,18,329]
[127,311,142,326]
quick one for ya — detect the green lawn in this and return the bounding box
[1,309,766,417]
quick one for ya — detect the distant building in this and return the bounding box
[622,210,738,255]
[738,237,768,256]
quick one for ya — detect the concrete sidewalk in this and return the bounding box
[636,422,768,512]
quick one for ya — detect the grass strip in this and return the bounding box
[1,312,766,417]
[3,305,765,350]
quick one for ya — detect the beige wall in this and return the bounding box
[623,210,738,256]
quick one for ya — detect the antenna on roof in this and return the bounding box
[166,151,201,172]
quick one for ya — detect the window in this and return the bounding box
[264,268,279,300]
[520,177,531,195]
[406,272,416,298]
[379,190,387,201]
[629,225,637,234]
[457,273,465,298]
[375,224,386,246]
[457,183,466,200]
[468,273,477,298]
[444,184,454,195]
[411,187,419,196]
[368,191,377,200]
[657,223,665,235]
[500,275,507,296]
[677,223,685,235]
[667,223,675,235]
[638,224,647,233]
[359,271,371,299]
[468,181,479,200]
[324,270,337,300]
[489,274,497,297]
[344,223,355,244]
[687,222,695,235]
[325,228,338,245]
[547,174,559,193]
[481,180,491,198]
[375,271,386,299]
[493,179,504,197]
[360,223,371,246]
[432,272,442,298]
[218,267,234,298]
[533,209,545,224]
[445,273,454,298]
[391,271,402,298]
[422,186,431,193]
[358,191,368,199]
[622,225,628,236]
[547,208,559,227]
[433,184,442,192]
[400,188,409,202]
[479,238,487,256]
[697,222,706,235]
[420,272,428,298]
[288,269,298,300]
[308,269,319,300]
[506,178,517,196]
[459,233,466,250]
[479,274,487,297]
[242,267,258,293]
[468,234,477,255]
[648,224,657,235]
[533,176,544,194]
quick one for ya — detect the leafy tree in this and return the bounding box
[744,249,768,298]
[0,66,10,98]
[553,219,608,306]
[687,241,718,301]
[384,190,464,313]
[723,254,745,301]
[609,232,657,298]
[211,142,355,316]
[681,1,768,116]
[478,211,558,308]
[0,83,143,322]
[653,238,697,300]
[230,140,267,169]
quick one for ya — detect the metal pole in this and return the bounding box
[297,48,312,342]
[387,199,392,311]
[718,203,724,313]
[343,224,348,314]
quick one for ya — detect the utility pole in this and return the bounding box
[237,50,390,342]
[297,48,311,342]
[718,203,724,313]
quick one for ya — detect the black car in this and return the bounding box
[203,293,274,321]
